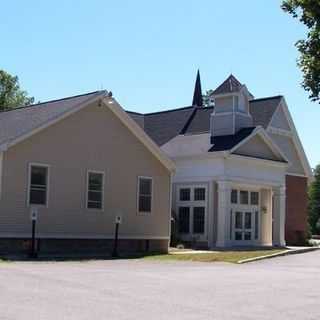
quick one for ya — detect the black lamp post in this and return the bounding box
[30,208,38,258]
[112,215,122,258]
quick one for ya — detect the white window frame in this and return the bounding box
[176,184,208,239]
[86,170,105,211]
[27,162,50,208]
[137,176,153,215]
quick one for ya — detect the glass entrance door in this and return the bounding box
[230,189,260,243]
[234,211,254,241]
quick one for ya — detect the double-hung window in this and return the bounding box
[137,177,153,214]
[28,164,49,206]
[87,171,104,210]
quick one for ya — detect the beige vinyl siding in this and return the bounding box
[0,101,170,239]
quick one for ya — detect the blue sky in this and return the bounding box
[1,0,319,167]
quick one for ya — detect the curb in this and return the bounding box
[237,247,319,264]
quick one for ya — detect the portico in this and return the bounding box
[216,180,286,248]
[167,139,288,249]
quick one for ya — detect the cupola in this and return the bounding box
[210,75,253,137]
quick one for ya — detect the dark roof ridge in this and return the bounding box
[144,105,194,116]
[0,90,106,114]
[250,95,283,103]
[126,110,144,115]
[180,108,198,134]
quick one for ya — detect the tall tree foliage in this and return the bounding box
[282,1,320,102]
[308,164,320,234]
[202,90,215,108]
[0,70,34,111]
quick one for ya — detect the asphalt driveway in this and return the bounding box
[0,251,319,320]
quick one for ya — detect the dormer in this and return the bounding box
[210,75,253,137]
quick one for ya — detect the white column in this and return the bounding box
[216,181,231,247]
[273,185,286,247]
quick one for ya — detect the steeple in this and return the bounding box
[192,69,203,107]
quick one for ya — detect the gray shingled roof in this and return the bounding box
[212,75,243,95]
[127,96,281,146]
[249,96,282,128]
[0,91,106,146]
[0,88,281,152]
[209,127,256,151]
[142,107,194,146]
[127,111,144,129]
[182,107,213,135]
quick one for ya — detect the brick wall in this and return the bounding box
[285,175,308,245]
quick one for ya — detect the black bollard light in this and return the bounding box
[30,208,38,258]
[112,215,122,258]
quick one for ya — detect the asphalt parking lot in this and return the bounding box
[0,250,319,320]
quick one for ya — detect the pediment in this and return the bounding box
[232,132,286,162]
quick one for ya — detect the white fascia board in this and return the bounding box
[170,151,229,162]
[270,98,313,179]
[0,92,107,152]
[227,154,289,168]
[102,98,176,173]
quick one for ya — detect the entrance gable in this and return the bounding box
[232,133,283,162]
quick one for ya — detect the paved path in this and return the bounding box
[0,251,319,320]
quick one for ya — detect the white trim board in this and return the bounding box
[27,162,50,208]
[86,170,106,211]
[136,176,153,216]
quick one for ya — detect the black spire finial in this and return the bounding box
[192,69,203,107]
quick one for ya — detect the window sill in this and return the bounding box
[137,211,152,216]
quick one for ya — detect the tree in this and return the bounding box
[281,0,320,103]
[0,70,34,111]
[308,164,320,234]
[202,89,215,108]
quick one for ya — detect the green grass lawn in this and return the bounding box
[142,249,285,263]
[0,249,287,264]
